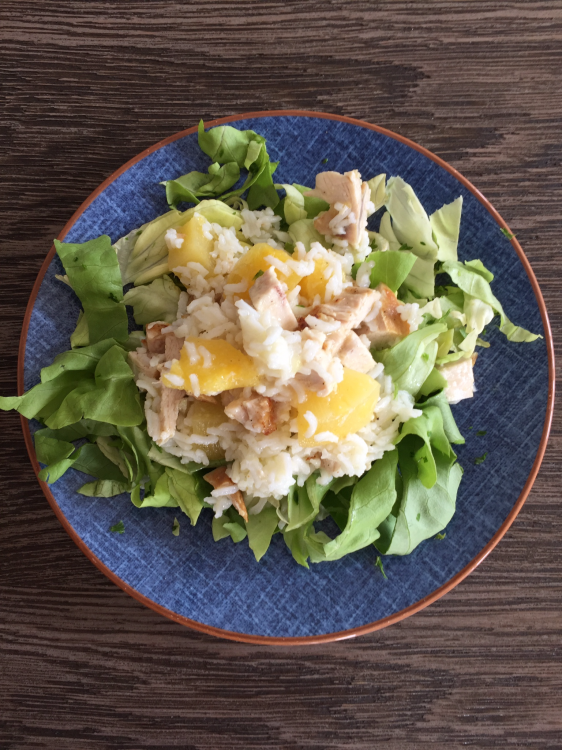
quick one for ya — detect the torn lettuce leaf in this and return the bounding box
[55,237,128,344]
[70,310,89,348]
[430,196,463,262]
[288,219,326,251]
[442,260,540,342]
[246,504,279,561]
[367,173,386,211]
[385,176,439,260]
[163,161,241,208]
[375,437,462,556]
[122,275,181,325]
[307,450,398,563]
[372,323,447,396]
[354,250,417,293]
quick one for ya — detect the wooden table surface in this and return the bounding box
[1,2,561,747]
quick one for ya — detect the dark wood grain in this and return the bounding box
[1,2,561,748]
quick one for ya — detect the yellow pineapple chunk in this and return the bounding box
[297,368,380,447]
[167,213,214,273]
[187,401,228,461]
[299,257,334,302]
[162,337,260,395]
[226,243,301,301]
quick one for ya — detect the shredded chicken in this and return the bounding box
[204,466,248,522]
[145,322,168,354]
[438,356,476,404]
[249,266,298,331]
[305,170,371,247]
[165,332,184,361]
[321,328,373,373]
[128,348,161,380]
[357,283,410,349]
[335,331,374,373]
[159,387,186,443]
[225,392,277,435]
[312,287,379,332]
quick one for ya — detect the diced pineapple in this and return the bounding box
[167,213,214,273]
[226,243,301,301]
[299,257,339,302]
[297,368,380,447]
[187,400,228,461]
[162,337,260,395]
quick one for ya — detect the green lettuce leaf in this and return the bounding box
[372,323,447,396]
[246,504,279,561]
[286,474,335,532]
[55,237,128,344]
[78,480,131,497]
[354,250,417,293]
[419,391,465,445]
[167,467,205,525]
[40,339,117,383]
[198,120,264,168]
[375,437,462,556]
[70,310,89,348]
[430,197,463,262]
[212,508,247,543]
[309,450,399,562]
[35,433,77,483]
[122,275,181,325]
[163,161,240,208]
[442,260,540,343]
[385,177,439,260]
[45,346,143,429]
[367,173,386,211]
[288,219,326,251]
[395,406,454,489]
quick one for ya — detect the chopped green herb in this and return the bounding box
[476,430,487,436]
[109,520,125,534]
[420,241,426,246]
[416,513,421,521]
[398,243,413,251]
[421,352,429,362]
[474,452,488,465]
[375,556,387,579]
[322,157,328,164]
[500,227,515,240]
[468,426,473,430]
[172,517,180,536]
[253,269,264,280]
[435,532,446,540]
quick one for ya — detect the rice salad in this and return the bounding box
[0,121,540,566]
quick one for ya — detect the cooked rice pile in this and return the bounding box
[129,170,424,520]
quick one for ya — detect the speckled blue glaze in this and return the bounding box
[24,116,548,638]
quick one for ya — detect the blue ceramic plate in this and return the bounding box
[20,112,554,644]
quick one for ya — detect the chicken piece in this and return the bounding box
[357,283,410,349]
[158,386,185,443]
[249,266,298,331]
[164,332,184,361]
[437,357,475,404]
[225,392,277,435]
[305,170,370,247]
[312,287,379,332]
[145,322,168,354]
[221,388,243,408]
[336,331,374,373]
[204,466,248,522]
[320,328,373,373]
[128,348,161,380]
